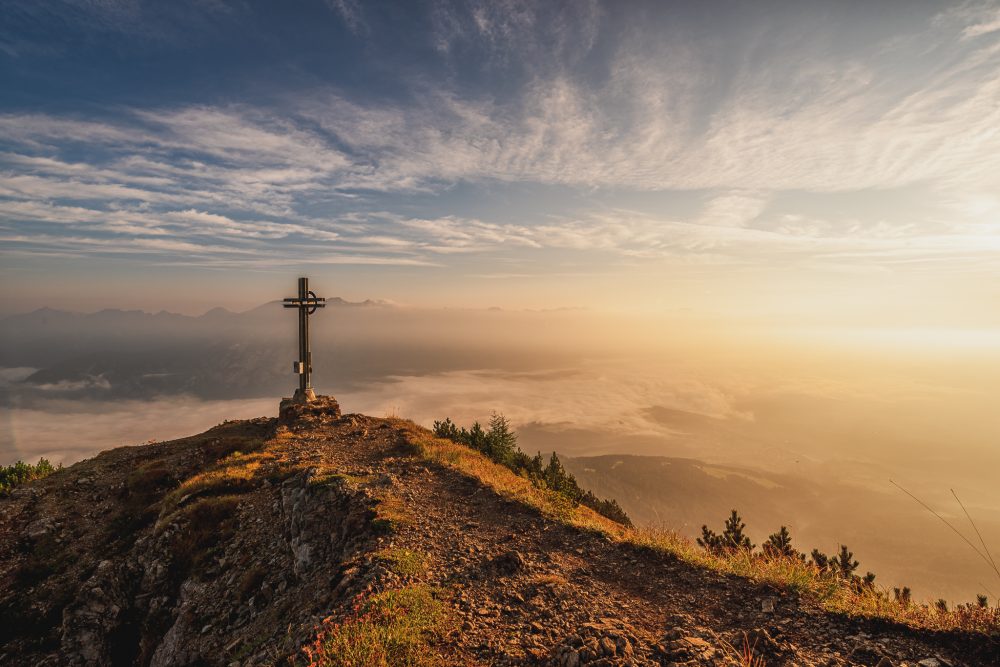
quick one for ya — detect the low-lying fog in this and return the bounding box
[2,302,998,604]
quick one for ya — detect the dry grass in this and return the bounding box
[302,586,451,667]
[530,572,570,587]
[371,493,415,534]
[159,451,269,518]
[720,634,767,667]
[409,432,628,539]
[634,527,1000,633]
[403,429,1000,635]
[376,548,429,577]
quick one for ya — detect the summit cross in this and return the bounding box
[282,277,326,402]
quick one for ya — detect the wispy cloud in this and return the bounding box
[325,0,368,34]
[2,3,1000,278]
[957,5,1000,39]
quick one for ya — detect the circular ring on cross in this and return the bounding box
[307,290,319,314]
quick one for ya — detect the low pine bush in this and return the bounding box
[0,458,60,495]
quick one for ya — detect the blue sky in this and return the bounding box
[2,0,1000,319]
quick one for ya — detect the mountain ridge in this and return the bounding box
[0,297,395,324]
[1,399,996,666]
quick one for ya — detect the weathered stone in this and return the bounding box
[278,395,342,424]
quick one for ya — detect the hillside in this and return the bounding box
[1,398,996,666]
[561,455,1000,603]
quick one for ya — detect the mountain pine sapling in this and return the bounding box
[698,510,754,553]
[432,418,460,441]
[467,422,486,452]
[722,509,754,551]
[698,525,725,553]
[763,526,803,560]
[830,545,859,580]
[485,412,519,467]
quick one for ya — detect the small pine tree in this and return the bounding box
[763,526,801,559]
[976,594,988,609]
[544,452,568,493]
[830,545,859,580]
[811,549,830,571]
[485,412,518,467]
[467,422,486,452]
[530,452,545,477]
[721,509,754,551]
[697,525,724,553]
[698,510,753,553]
[432,418,460,440]
[935,598,948,613]
[893,587,912,605]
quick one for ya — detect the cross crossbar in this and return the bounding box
[282,299,326,307]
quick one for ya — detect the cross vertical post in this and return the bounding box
[283,277,326,403]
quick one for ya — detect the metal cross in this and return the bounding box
[282,277,326,402]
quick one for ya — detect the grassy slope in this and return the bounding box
[402,423,999,636]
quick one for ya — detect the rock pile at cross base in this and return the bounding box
[0,397,996,666]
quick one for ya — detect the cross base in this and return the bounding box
[279,393,342,424]
[291,387,317,403]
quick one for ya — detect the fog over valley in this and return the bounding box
[3,300,998,603]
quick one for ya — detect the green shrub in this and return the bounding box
[0,458,60,495]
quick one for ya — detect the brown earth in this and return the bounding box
[0,396,996,666]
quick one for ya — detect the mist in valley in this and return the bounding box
[2,301,998,604]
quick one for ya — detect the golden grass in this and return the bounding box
[302,586,451,667]
[376,548,429,577]
[409,432,628,538]
[159,451,265,517]
[530,572,569,587]
[404,430,1000,635]
[633,529,1000,633]
[371,494,414,533]
[720,634,767,667]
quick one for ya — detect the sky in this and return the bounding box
[1,0,999,323]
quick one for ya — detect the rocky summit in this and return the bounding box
[1,398,996,666]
